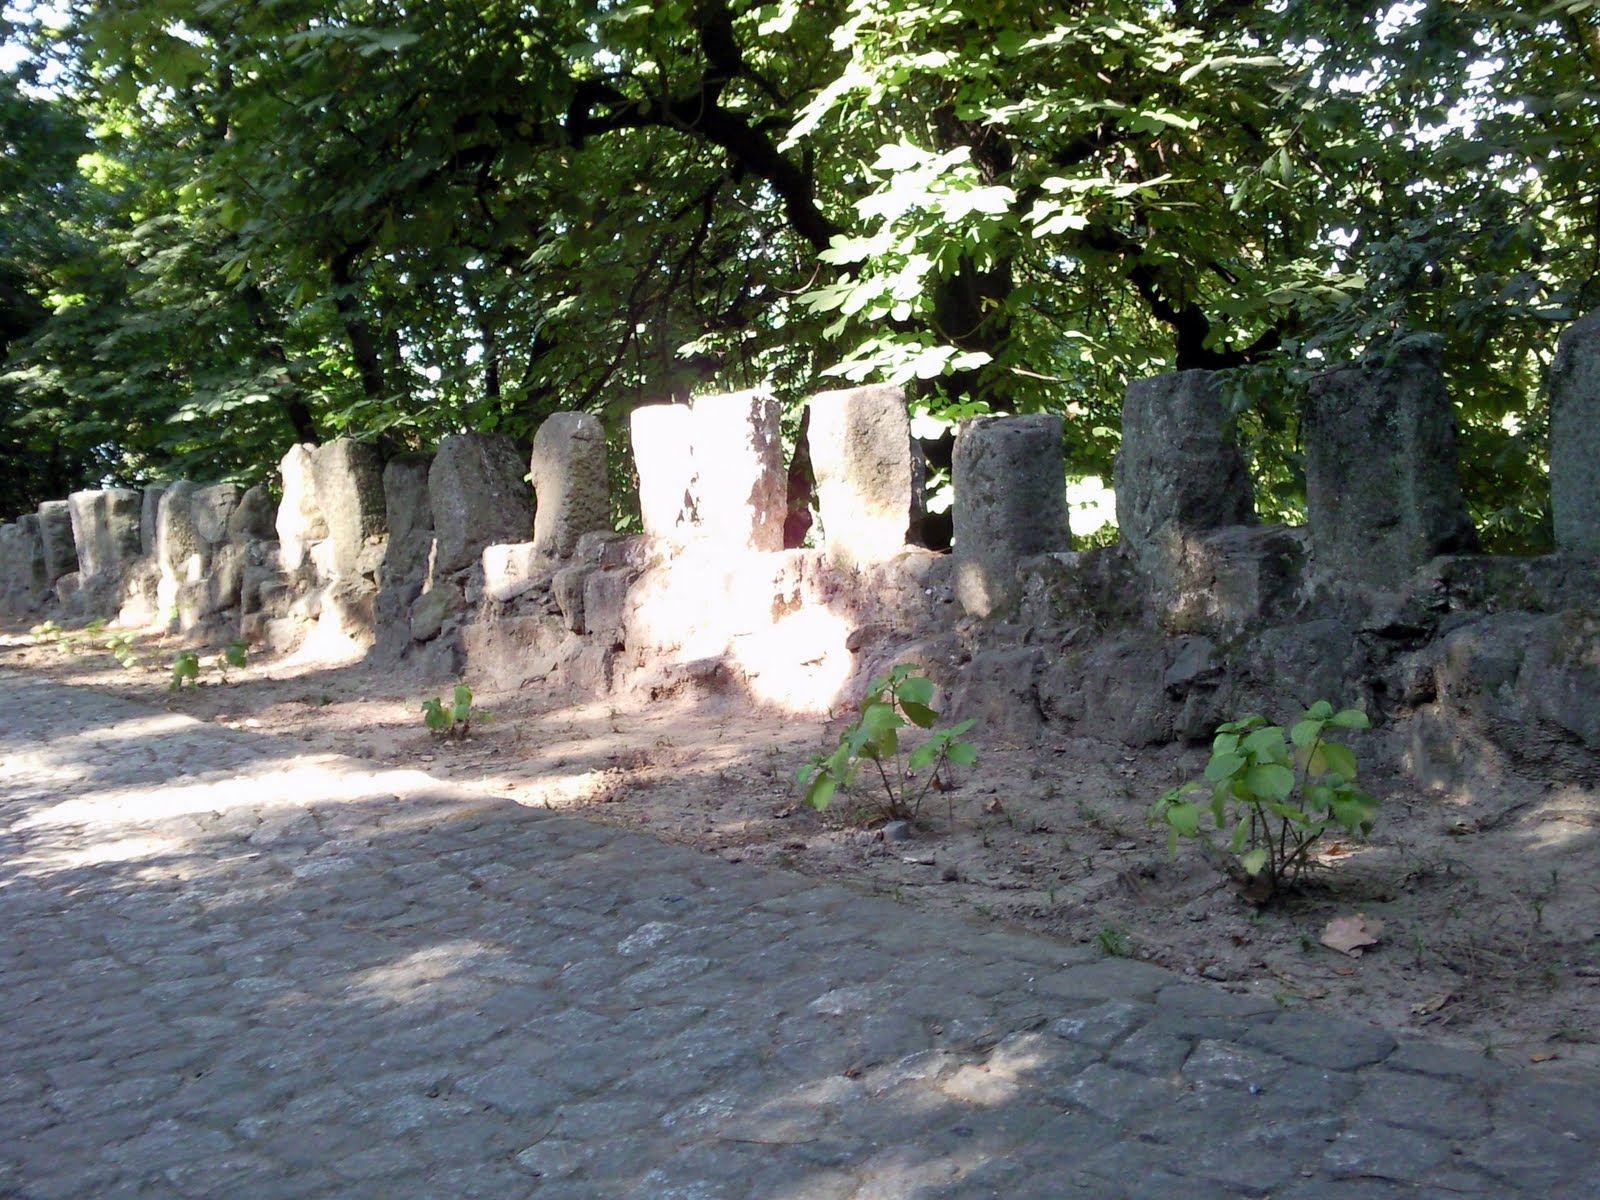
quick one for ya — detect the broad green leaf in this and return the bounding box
[1329,709,1371,730]
[1204,752,1246,783]
[1290,718,1325,748]
[945,741,978,766]
[1241,727,1289,764]
[1242,763,1296,800]
[1240,848,1269,876]
[1164,801,1201,837]
[907,741,940,770]
[900,700,937,729]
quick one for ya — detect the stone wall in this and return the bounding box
[3,310,1597,797]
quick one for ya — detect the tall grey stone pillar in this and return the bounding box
[953,414,1069,618]
[808,383,916,569]
[312,438,387,577]
[36,500,79,586]
[631,404,697,544]
[1305,339,1476,590]
[140,486,168,558]
[1114,370,1254,572]
[690,389,786,553]
[530,412,611,559]
[276,444,327,572]
[67,488,142,581]
[1551,308,1600,559]
[428,433,532,575]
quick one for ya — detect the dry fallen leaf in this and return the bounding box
[1321,913,1385,957]
[1410,992,1452,1016]
[1530,1049,1561,1063]
[982,797,1005,814]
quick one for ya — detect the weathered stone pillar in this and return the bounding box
[1304,339,1476,590]
[312,438,387,576]
[428,432,532,575]
[156,481,206,581]
[276,444,327,572]
[807,383,916,569]
[0,517,49,614]
[67,488,142,581]
[1115,370,1254,569]
[140,486,168,558]
[953,414,1069,617]
[227,485,278,542]
[529,412,611,559]
[36,500,78,586]
[690,388,786,553]
[191,484,242,547]
[1551,308,1600,559]
[631,404,696,543]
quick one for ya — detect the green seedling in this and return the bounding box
[796,664,977,824]
[105,630,142,669]
[422,683,482,738]
[170,650,201,690]
[216,639,248,680]
[1152,700,1376,899]
[29,619,63,643]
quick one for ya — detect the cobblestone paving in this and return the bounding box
[2,669,1597,1199]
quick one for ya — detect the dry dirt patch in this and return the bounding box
[5,625,1597,1075]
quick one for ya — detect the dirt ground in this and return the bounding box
[6,622,1598,1077]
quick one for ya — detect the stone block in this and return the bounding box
[140,485,167,558]
[276,444,327,571]
[529,411,611,559]
[37,499,79,585]
[1115,369,1254,573]
[1550,307,1600,559]
[192,483,242,545]
[952,414,1070,618]
[553,563,594,633]
[67,488,142,581]
[312,438,386,576]
[631,403,696,542]
[482,542,551,603]
[429,433,533,575]
[383,453,433,559]
[1305,340,1477,590]
[807,383,915,569]
[227,484,278,542]
[116,558,161,627]
[204,541,247,615]
[1153,525,1308,636]
[583,567,636,641]
[410,581,464,643]
[156,482,207,581]
[574,529,648,568]
[0,517,49,615]
[690,388,786,553]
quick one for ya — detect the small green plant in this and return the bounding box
[1095,926,1131,957]
[1152,700,1376,898]
[105,631,142,669]
[216,639,249,681]
[422,683,481,738]
[796,664,977,824]
[29,619,63,643]
[169,650,201,690]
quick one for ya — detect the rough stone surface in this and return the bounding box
[1152,524,1308,636]
[529,412,610,560]
[227,485,278,543]
[808,383,916,569]
[0,516,49,614]
[139,485,168,558]
[690,388,786,553]
[2,672,1596,1200]
[1305,340,1477,591]
[311,439,387,577]
[192,483,243,546]
[1115,370,1254,575]
[482,543,549,604]
[66,488,142,581]
[36,499,79,586]
[953,413,1070,618]
[411,581,465,642]
[156,482,206,581]
[276,444,327,572]
[631,403,697,542]
[429,433,532,576]
[1550,307,1600,559]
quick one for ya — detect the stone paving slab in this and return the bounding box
[2,668,1597,1199]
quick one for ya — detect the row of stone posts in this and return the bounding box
[2,311,1596,637]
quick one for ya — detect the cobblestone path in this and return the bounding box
[2,669,1597,1199]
